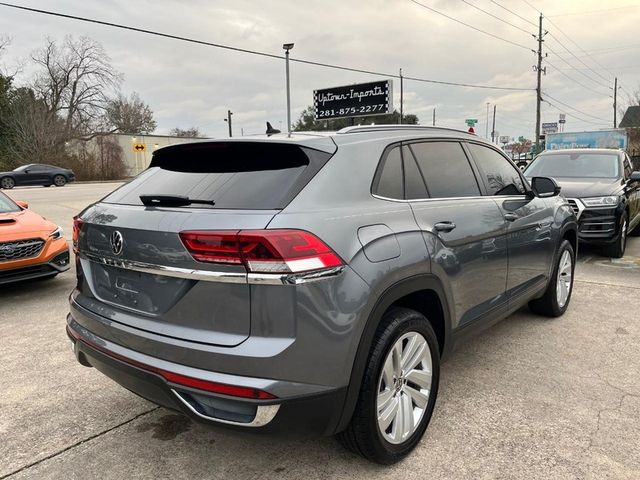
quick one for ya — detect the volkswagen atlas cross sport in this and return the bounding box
[67,126,577,464]
[524,148,640,258]
[0,191,70,284]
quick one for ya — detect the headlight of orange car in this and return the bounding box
[49,226,64,240]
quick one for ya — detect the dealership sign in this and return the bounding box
[542,122,558,134]
[314,80,392,120]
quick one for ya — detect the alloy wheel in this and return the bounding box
[1,177,14,189]
[376,331,432,445]
[556,250,573,308]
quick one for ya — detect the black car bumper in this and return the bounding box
[0,250,70,284]
[66,317,347,438]
[576,207,623,245]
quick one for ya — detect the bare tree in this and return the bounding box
[31,35,122,140]
[106,92,157,134]
[169,127,204,138]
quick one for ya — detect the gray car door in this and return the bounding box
[405,140,509,330]
[466,142,554,299]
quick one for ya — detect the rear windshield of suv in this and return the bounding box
[103,142,332,209]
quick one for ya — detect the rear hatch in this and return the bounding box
[75,140,335,347]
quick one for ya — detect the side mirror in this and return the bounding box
[630,171,640,182]
[531,176,561,198]
[16,200,28,209]
[24,169,30,174]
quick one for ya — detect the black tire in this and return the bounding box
[336,307,440,464]
[53,174,67,187]
[529,239,575,317]
[602,211,627,258]
[0,176,15,189]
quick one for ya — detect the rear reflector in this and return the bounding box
[179,229,343,274]
[67,326,276,400]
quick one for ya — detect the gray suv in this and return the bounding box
[67,126,577,463]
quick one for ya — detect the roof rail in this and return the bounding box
[336,124,472,135]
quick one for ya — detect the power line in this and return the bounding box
[0,1,534,92]
[544,59,610,97]
[458,0,534,36]
[488,0,538,28]
[543,98,608,126]
[548,5,640,17]
[408,0,534,52]
[545,45,611,91]
[544,16,612,83]
[541,91,608,121]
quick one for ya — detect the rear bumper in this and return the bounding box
[66,316,346,437]
[0,247,70,284]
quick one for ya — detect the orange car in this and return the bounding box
[0,191,70,284]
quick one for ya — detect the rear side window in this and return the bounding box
[467,143,525,195]
[103,142,331,209]
[372,146,404,199]
[409,142,481,198]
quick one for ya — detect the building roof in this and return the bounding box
[619,106,640,128]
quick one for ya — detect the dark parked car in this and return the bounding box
[0,164,75,189]
[524,148,640,257]
[68,126,577,464]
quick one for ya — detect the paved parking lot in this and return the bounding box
[1,184,639,479]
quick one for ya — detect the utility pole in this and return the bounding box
[534,13,547,149]
[613,76,618,128]
[432,108,436,126]
[491,105,496,143]
[225,110,233,137]
[485,102,490,139]
[283,43,294,137]
[399,68,404,124]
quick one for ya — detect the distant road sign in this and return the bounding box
[133,143,146,152]
[558,114,566,124]
[542,122,558,134]
[465,118,478,126]
[499,135,510,144]
[313,80,392,120]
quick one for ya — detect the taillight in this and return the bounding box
[72,216,84,252]
[179,229,343,274]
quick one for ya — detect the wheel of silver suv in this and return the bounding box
[338,307,440,464]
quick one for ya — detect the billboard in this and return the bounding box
[545,129,628,150]
[314,80,393,120]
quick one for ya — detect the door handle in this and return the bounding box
[434,221,456,232]
[503,213,519,222]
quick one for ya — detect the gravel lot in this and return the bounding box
[1,183,639,479]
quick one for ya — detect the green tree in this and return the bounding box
[293,106,418,131]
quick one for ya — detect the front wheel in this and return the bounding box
[602,212,627,258]
[53,174,67,187]
[529,239,575,317]
[337,307,440,464]
[1,177,15,189]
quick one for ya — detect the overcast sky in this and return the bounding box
[0,0,639,141]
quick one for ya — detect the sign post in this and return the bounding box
[313,80,393,121]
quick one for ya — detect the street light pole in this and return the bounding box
[283,43,294,137]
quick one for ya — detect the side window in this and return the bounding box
[372,146,404,199]
[467,143,526,195]
[409,142,481,198]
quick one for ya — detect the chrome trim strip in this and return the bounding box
[566,198,585,220]
[171,389,280,427]
[248,265,346,285]
[81,252,247,283]
[81,252,345,285]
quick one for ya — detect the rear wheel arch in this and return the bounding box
[335,274,451,434]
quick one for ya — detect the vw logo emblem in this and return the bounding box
[110,231,124,256]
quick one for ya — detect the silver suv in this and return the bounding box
[68,125,577,463]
